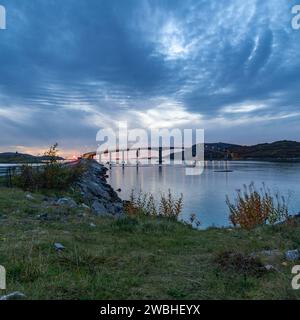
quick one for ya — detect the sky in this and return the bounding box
[0,0,300,157]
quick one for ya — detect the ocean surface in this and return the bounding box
[107,161,300,228]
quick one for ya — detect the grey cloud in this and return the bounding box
[0,0,299,154]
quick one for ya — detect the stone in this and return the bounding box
[26,194,34,200]
[86,182,111,199]
[36,213,48,221]
[264,264,275,271]
[54,243,65,251]
[77,212,87,218]
[56,197,77,208]
[251,249,283,265]
[80,203,90,209]
[113,202,124,214]
[0,292,26,300]
[260,250,282,257]
[285,249,300,261]
[91,201,107,216]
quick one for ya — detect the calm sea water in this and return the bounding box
[0,163,42,176]
[107,161,300,228]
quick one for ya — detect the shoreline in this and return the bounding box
[0,160,299,300]
[0,186,299,299]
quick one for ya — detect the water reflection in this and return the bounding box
[106,161,300,228]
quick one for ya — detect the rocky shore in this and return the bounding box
[76,159,125,217]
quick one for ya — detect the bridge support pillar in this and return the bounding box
[122,150,125,168]
[159,147,163,165]
[148,148,151,165]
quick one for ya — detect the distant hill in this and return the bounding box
[204,143,241,160]
[229,140,300,160]
[170,140,300,161]
[0,152,64,163]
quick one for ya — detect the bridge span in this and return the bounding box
[82,146,191,165]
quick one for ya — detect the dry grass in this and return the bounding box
[126,189,183,219]
[226,183,290,230]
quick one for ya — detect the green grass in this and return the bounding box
[0,187,300,300]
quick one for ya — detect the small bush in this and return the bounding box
[226,183,290,230]
[14,164,84,191]
[13,144,85,191]
[126,189,183,219]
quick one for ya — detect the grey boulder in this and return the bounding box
[285,250,300,261]
[0,292,26,300]
[56,197,77,208]
[54,243,65,251]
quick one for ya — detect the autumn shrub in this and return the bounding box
[126,189,183,219]
[226,183,290,230]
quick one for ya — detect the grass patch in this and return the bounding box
[0,187,300,300]
[214,251,265,277]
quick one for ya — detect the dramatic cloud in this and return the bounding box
[0,0,299,155]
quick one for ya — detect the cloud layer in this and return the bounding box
[0,0,300,155]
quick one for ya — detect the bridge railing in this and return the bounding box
[82,146,188,163]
